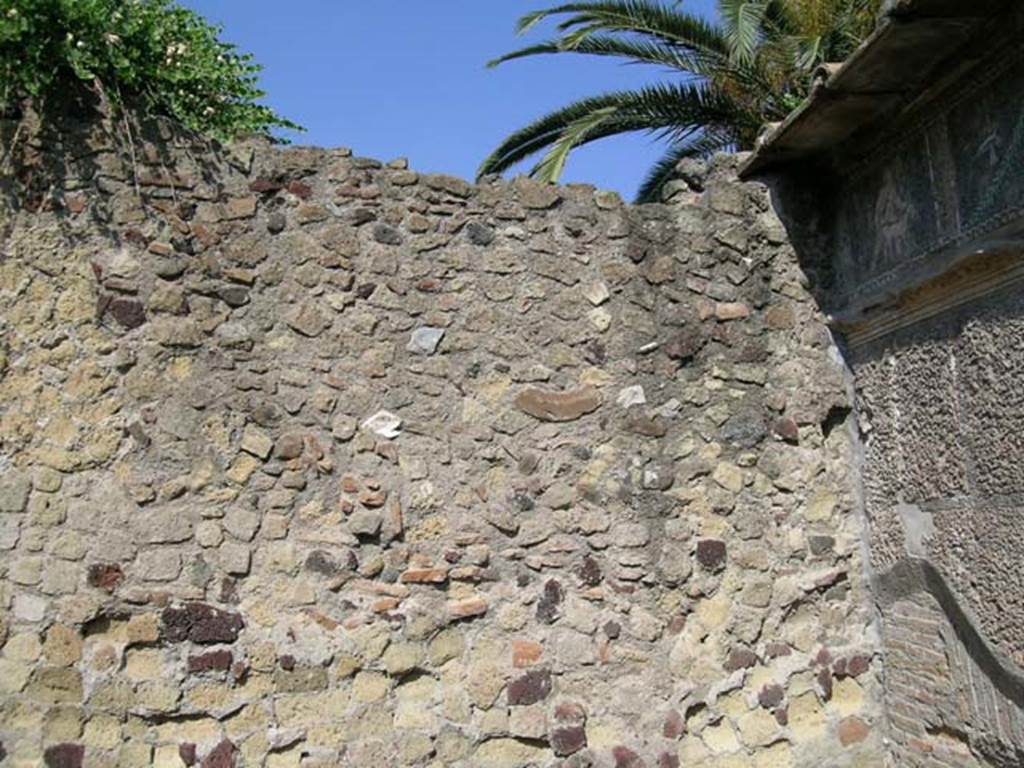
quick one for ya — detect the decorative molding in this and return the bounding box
[837,248,1024,348]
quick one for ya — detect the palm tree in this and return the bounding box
[478,0,880,202]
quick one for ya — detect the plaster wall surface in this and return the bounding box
[0,116,882,767]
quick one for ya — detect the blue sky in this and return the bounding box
[183,1,718,200]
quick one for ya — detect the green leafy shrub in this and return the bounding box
[0,0,300,141]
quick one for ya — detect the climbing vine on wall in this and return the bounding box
[0,0,300,141]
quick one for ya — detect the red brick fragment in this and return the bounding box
[838,716,870,746]
[512,639,543,668]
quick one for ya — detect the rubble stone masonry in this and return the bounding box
[0,115,882,767]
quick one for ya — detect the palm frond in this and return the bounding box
[487,35,712,75]
[513,1,729,57]
[484,0,883,194]
[531,106,619,182]
[720,0,770,63]
[478,82,754,179]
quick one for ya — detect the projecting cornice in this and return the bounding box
[739,0,1015,178]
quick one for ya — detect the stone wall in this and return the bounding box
[0,115,882,767]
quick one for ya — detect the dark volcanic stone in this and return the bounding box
[507,668,552,705]
[304,550,337,575]
[554,701,587,724]
[758,683,784,709]
[87,563,123,592]
[217,286,249,307]
[720,409,767,448]
[695,539,727,571]
[274,433,304,460]
[765,642,792,658]
[306,548,357,576]
[188,649,233,674]
[662,709,685,739]
[847,654,871,677]
[179,743,198,766]
[724,647,758,671]
[44,744,84,768]
[536,579,564,624]
[808,534,835,556]
[512,493,535,512]
[372,223,402,245]
[465,221,495,245]
[162,603,244,644]
[576,555,602,586]
[625,241,648,264]
[249,178,283,194]
[201,739,236,768]
[735,339,769,363]
[817,666,833,701]
[351,208,376,226]
[663,329,705,361]
[105,297,147,329]
[612,745,646,768]
[266,212,287,234]
[551,725,587,756]
[772,416,800,444]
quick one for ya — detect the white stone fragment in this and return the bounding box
[13,593,47,622]
[657,398,682,416]
[362,410,402,439]
[268,727,306,751]
[107,248,141,280]
[582,281,610,306]
[408,326,445,355]
[617,385,647,408]
[588,307,612,332]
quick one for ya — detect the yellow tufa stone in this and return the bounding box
[43,624,82,666]
[472,737,550,767]
[788,691,828,741]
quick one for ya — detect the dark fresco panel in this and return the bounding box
[831,52,1024,311]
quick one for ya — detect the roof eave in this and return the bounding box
[739,0,1008,179]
